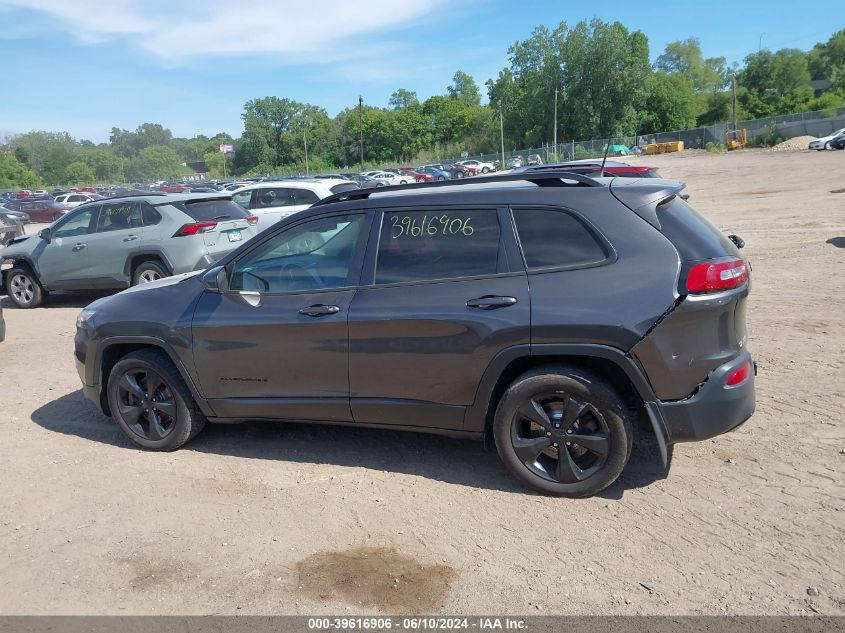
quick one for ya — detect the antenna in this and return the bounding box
[599,134,613,177]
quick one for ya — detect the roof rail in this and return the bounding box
[313,170,603,206]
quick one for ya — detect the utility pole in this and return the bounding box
[358,96,364,173]
[499,109,505,168]
[303,116,309,176]
[553,88,558,159]
[731,72,738,134]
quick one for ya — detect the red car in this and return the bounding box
[399,169,432,183]
[4,200,69,223]
[516,160,660,178]
[71,187,98,194]
[15,190,31,199]
[161,183,190,193]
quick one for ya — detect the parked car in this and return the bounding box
[369,171,414,186]
[230,179,358,232]
[526,154,543,166]
[513,160,661,178]
[424,163,469,179]
[0,212,25,246]
[506,156,524,169]
[808,128,845,150]
[4,199,69,223]
[219,181,253,192]
[458,159,496,174]
[346,175,384,189]
[72,170,754,497]
[416,166,450,181]
[399,169,431,182]
[0,205,31,225]
[160,183,190,193]
[830,133,845,150]
[55,192,104,209]
[1,193,258,308]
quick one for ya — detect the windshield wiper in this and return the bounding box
[211,214,232,220]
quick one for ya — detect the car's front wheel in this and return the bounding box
[824,141,831,150]
[481,166,490,174]
[6,267,45,308]
[493,365,632,497]
[107,349,207,451]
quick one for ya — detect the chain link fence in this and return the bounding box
[446,107,845,166]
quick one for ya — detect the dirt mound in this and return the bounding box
[769,135,814,151]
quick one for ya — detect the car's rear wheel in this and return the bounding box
[493,365,633,497]
[107,349,207,451]
[6,267,45,308]
[51,213,63,222]
[132,260,168,285]
[481,166,490,174]
[455,171,465,179]
[437,176,446,181]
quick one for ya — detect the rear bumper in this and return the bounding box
[655,351,756,443]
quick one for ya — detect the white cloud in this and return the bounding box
[0,0,446,64]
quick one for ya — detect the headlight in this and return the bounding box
[76,308,97,329]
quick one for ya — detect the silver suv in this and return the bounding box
[1,192,257,308]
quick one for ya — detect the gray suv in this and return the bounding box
[2,193,257,308]
[74,172,755,497]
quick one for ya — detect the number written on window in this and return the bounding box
[389,214,474,239]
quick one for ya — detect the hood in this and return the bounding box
[118,269,202,295]
[2,233,38,253]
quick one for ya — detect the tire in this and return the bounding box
[493,365,633,497]
[437,176,446,181]
[824,142,831,150]
[455,171,465,179]
[132,260,168,286]
[5,267,45,308]
[481,166,490,174]
[399,179,409,185]
[51,213,63,222]
[107,349,207,451]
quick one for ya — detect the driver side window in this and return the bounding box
[229,214,365,294]
[54,206,97,238]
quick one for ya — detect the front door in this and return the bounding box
[191,212,371,422]
[348,207,530,430]
[36,205,98,288]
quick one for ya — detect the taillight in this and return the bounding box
[172,221,217,237]
[245,215,259,225]
[725,361,751,387]
[686,257,749,294]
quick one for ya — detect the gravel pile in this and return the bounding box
[769,136,815,151]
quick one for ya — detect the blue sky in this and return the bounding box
[0,0,840,143]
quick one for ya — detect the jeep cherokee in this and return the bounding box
[74,172,755,497]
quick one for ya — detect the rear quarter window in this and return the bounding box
[172,199,250,221]
[513,208,609,270]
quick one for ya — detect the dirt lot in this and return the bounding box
[0,148,843,616]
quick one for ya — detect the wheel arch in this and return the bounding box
[124,251,174,280]
[466,344,670,464]
[3,257,43,288]
[96,337,213,418]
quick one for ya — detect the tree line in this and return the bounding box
[2,20,843,189]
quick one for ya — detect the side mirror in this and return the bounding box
[38,228,52,243]
[202,265,229,292]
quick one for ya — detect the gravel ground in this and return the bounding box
[0,148,843,616]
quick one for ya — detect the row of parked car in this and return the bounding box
[808,127,845,150]
[0,158,663,307]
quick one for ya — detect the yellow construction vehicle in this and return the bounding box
[725,128,747,151]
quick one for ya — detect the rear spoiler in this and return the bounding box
[609,179,687,230]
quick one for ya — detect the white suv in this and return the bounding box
[458,160,496,175]
[230,179,358,232]
[55,193,103,209]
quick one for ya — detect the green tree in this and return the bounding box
[64,161,95,184]
[388,89,419,110]
[124,145,184,182]
[640,72,697,133]
[739,49,810,97]
[807,29,845,81]
[447,71,482,106]
[655,38,728,92]
[0,153,42,189]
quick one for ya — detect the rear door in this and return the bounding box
[347,207,530,430]
[82,201,144,286]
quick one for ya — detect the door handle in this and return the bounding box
[299,304,341,317]
[466,295,518,309]
[123,235,138,242]
[72,243,87,252]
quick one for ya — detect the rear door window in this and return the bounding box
[512,208,609,270]
[291,188,320,205]
[254,187,294,208]
[376,209,500,284]
[97,202,142,232]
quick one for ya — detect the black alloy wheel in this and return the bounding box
[115,367,177,442]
